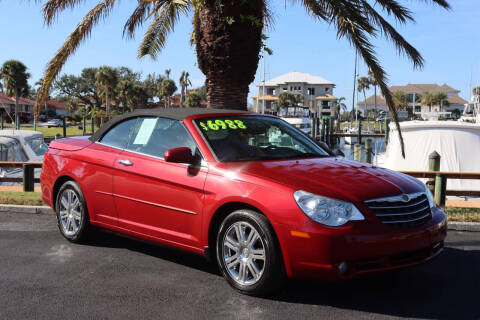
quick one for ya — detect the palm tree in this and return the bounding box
[421,92,435,112]
[36,0,450,157]
[434,92,449,112]
[95,66,118,115]
[392,91,407,110]
[0,60,30,129]
[357,76,370,117]
[165,69,171,80]
[367,69,378,116]
[159,79,177,108]
[117,80,133,111]
[179,71,192,108]
[336,97,347,119]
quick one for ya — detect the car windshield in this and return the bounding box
[195,116,329,162]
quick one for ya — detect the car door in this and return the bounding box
[112,117,207,249]
[79,118,137,226]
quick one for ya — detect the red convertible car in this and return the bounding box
[41,108,447,295]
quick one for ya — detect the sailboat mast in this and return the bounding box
[352,50,358,127]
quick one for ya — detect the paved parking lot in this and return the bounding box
[1,211,478,320]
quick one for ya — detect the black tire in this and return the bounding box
[55,181,91,243]
[216,209,285,296]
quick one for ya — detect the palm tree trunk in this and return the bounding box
[105,86,110,115]
[194,0,264,110]
[15,90,19,130]
[374,85,377,116]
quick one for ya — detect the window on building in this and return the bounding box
[325,87,329,92]
[307,88,316,95]
[283,87,287,91]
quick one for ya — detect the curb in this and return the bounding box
[447,221,480,232]
[0,204,53,215]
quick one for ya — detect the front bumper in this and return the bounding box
[275,206,447,280]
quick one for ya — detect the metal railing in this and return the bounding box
[0,161,42,192]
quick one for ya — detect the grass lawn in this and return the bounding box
[445,207,480,223]
[2,123,99,137]
[0,192,45,206]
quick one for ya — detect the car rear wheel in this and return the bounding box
[216,209,285,296]
[55,181,91,243]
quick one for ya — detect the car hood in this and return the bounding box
[219,157,424,203]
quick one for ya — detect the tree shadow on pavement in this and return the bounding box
[273,246,480,320]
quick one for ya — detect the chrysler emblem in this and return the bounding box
[402,194,410,202]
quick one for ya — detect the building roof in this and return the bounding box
[447,94,468,105]
[0,92,34,105]
[262,71,334,87]
[357,94,387,106]
[47,100,67,110]
[316,93,338,101]
[89,108,249,142]
[389,83,460,94]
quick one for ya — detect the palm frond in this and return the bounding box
[138,0,190,59]
[37,0,116,112]
[321,0,406,157]
[418,0,450,9]
[43,0,87,25]
[373,0,413,23]
[123,1,154,39]
[362,1,423,69]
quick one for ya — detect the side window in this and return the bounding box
[126,117,197,159]
[99,118,137,149]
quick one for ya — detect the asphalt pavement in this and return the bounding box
[1,211,479,320]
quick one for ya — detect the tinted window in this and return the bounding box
[195,116,329,162]
[99,118,137,149]
[126,117,197,158]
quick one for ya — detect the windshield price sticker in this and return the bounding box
[199,119,247,131]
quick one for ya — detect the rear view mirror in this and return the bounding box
[164,147,192,164]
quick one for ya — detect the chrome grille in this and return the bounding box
[365,192,432,227]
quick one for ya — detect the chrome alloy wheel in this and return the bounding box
[59,189,82,236]
[222,221,266,285]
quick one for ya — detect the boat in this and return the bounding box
[375,117,480,193]
[277,106,311,134]
[343,126,373,144]
[0,130,48,185]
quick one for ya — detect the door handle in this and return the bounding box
[118,159,133,166]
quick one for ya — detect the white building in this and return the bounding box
[253,71,338,117]
[357,83,468,118]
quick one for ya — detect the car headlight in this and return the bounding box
[293,190,365,227]
[424,183,435,208]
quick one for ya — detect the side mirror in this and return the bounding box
[316,140,336,156]
[164,147,192,164]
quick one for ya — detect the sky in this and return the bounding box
[0,1,478,110]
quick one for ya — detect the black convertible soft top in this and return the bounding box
[89,108,249,142]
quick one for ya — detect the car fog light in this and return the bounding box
[338,261,348,275]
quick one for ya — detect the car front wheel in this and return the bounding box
[55,181,91,243]
[216,209,285,296]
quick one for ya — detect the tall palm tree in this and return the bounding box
[165,69,171,80]
[336,96,347,119]
[159,78,177,108]
[434,92,449,112]
[95,66,118,115]
[392,91,407,110]
[117,79,133,111]
[0,60,30,129]
[179,71,192,108]
[421,92,435,112]
[367,69,378,116]
[36,0,450,157]
[357,76,370,117]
